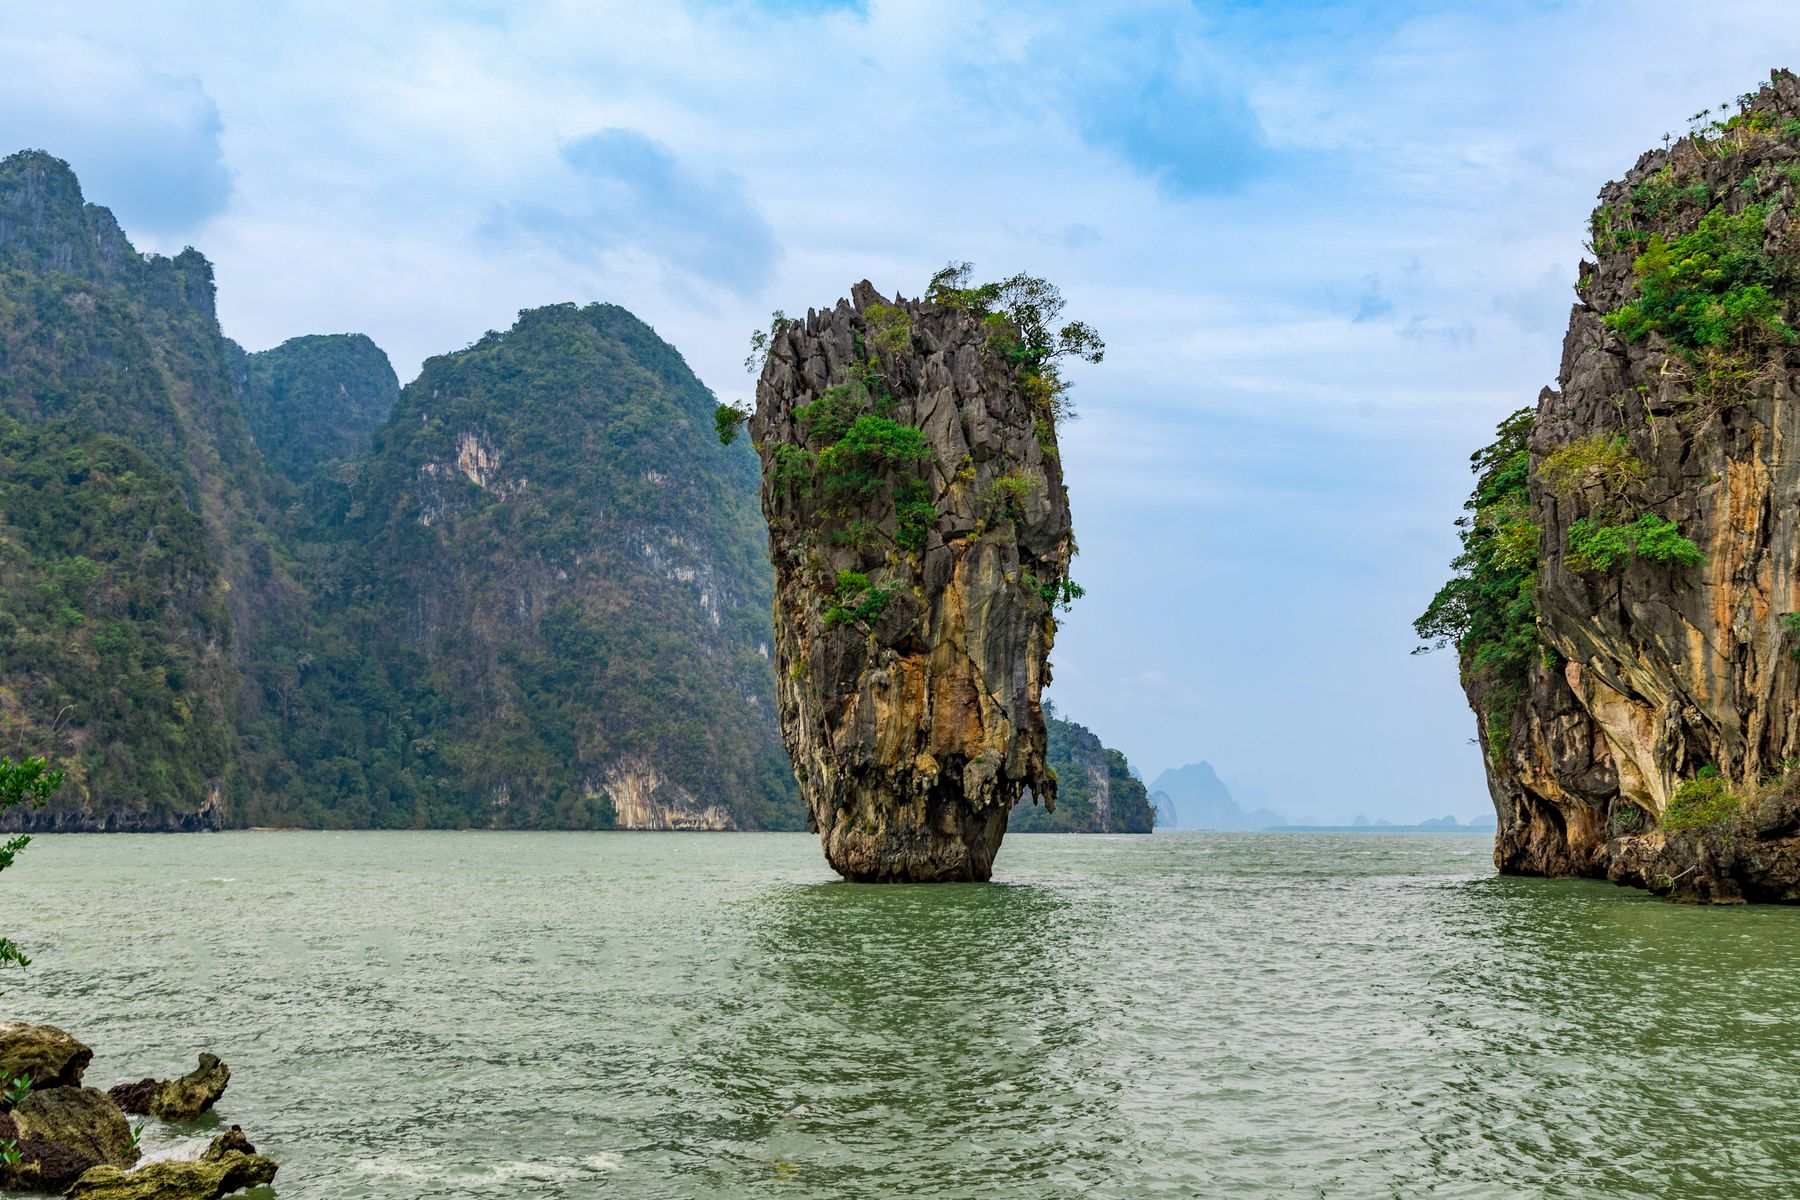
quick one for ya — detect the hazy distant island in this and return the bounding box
[1148,761,1288,831]
[1275,814,1497,833]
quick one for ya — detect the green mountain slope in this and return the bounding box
[244,303,799,829]
[242,333,398,490]
[0,151,802,831]
[1013,712,1156,833]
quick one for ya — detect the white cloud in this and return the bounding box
[0,35,231,235]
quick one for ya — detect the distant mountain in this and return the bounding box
[0,150,801,832]
[1148,762,1287,830]
[1286,813,1498,833]
[1013,714,1155,833]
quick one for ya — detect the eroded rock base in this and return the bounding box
[816,790,1009,883]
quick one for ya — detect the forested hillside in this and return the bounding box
[0,151,799,830]
[1013,712,1156,833]
[248,304,797,829]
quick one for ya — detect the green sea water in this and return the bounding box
[7,830,1799,1198]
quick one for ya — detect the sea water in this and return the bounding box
[8,830,1799,1198]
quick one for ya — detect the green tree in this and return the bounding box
[1415,407,1540,757]
[0,755,63,973]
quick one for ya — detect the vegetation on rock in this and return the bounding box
[0,757,61,972]
[1414,407,1539,756]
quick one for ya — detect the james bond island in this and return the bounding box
[721,269,1100,881]
[1421,69,1800,903]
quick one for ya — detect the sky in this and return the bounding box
[3,0,1796,822]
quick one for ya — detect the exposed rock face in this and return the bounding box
[750,281,1076,880]
[1453,70,1800,902]
[602,757,739,830]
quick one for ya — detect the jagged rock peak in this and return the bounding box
[0,149,215,317]
[748,269,1093,881]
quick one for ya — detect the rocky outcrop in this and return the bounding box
[0,1026,268,1197]
[67,1137,277,1200]
[1442,70,1800,902]
[9,1087,135,1167]
[749,278,1086,880]
[108,1053,229,1121]
[0,1020,92,1089]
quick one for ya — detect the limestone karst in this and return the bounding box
[744,271,1097,880]
[1422,69,1800,901]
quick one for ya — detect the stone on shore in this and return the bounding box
[109,1053,230,1121]
[0,1021,93,1090]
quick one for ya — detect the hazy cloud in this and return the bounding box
[0,35,231,236]
[488,128,779,295]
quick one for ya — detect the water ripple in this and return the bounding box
[5,831,1798,1197]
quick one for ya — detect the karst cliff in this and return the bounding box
[742,272,1096,880]
[0,150,799,832]
[1423,70,1800,902]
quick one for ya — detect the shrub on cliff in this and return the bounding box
[1566,514,1705,572]
[1539,435,1648,501]
[925,263,1103,427]
[1663,767,1740,834]
[1415,407,1540,755]
[1604,204,1793,353]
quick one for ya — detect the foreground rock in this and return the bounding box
[748,276,1091,880]
[1424,69,1800,901]
[0,1080,137,1193]
[67,1134,277,1200]
[0,1021,92,1090]
[109,1053,229,1121]
[0,1025,269,1196]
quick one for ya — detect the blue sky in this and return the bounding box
[3,0,1796,821]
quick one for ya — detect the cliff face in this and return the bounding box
[284,303,797,830]
[0,151,800,832]
[749,277,1085,880]
[1433,71,1800,902]
[1012,712,1156,833]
